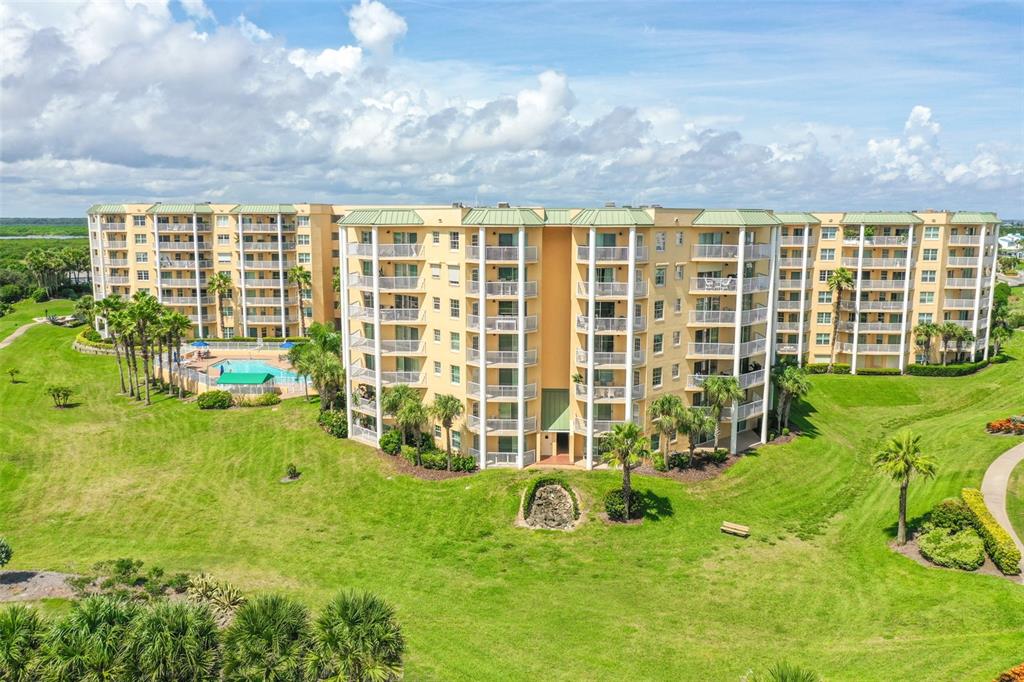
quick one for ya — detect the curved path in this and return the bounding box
[0,318,46,350]
[981,440,1024,577]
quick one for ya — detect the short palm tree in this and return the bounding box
[991,325,1011,356]
[430,394,464,470]
[74,295,95,326]
[167,311,193,398]
[381,385,419,445]
[937,321,960,366]
[601,422,650,520]
[0,604,43,682]
[125,601,221,682]
[396,397,428,464]
[827,267,855,371]
[678,406,716,463]
[648,394,683,460]
[953,326,975,363]
[207,272,233,338]
[701,375,743,451]
[304,590,405,682]
[912,322,938,365]
[39,595,138,681]
[873,430,937,545]
[287,266,312,337]
[222,595,310,682]
[773,364,811,431]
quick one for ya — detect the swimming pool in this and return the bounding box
[212,359,301,383]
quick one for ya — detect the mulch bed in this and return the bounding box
[891,534,1021,582]
[0,570,77,602]
[373,449,476,481]
[634,452,744,483]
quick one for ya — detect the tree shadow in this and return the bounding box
[636,489,674,522]
[53,402,82,409]
[787,402,820,439]
[882,513,930,541]
[0,571,38,585]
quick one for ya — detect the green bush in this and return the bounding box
[450,453,476,472]
[710,448,729,464]
[906,360,989,377]
[233,392,281,407]
[917,527,985,571]
[196,390,232,409]
[400,444,418,465]
[317,411,348,438]
[0,283,22,303]
[930,498,973,531]
[962,488,1022,574]
[604,488,642,522]
[75,328,113,350]
[419,449,447,470]
[990,353,1009,364]
[652,451,667,472]
[28,286,48,302]
[0,537,11,567]
[856,367,901,376]
[805,363,851,374]
[379,430,401,455]
[524,476,580,519]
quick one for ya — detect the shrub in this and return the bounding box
[917,527,985,570]
[449,453,477,472]
[710,448,729,464]
[286,463,300,480]
[0,283,22,303]
[668,451,691,469]
[233,392,281,407]
[378,430,401,455]
[962,488,1022,575]
[986,417,1024,435]
[317,410,348,438]
[28,286,47,302]
[995,662,1024,682]
[166,572,191,594]
[652,451,667,472]
[857,367,901,376]
[930,498,973,531]
[906,360,989,377]
[419,449,447,470]
[75,328,114,350]
[524,476,580,519]
[400,444,418,465]
[781,427,790,436]
[45,384,73,407]
[196,390,232,410]
[604,488,642,522]
[805,363,851,374]
[0,537,11,567]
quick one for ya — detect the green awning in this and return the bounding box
[147,203,214,214]
[87,204,127,214]
[570,208,654,226]
[462,207,544,226]
[773,212,820,225]
[951,212,999,224]
[216,372,273,385]
[692,209,781,226]
[338,209,424,226]
[841,212,923,225]
[544,208,572,225]
[230,204,297,214]
[541,389,570,431]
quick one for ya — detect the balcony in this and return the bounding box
[841,257,910,268]
[688,342,735,358]
[100,223,126,231]
[775,320,808,332]
[467,446,535,465]
[467,280,538,297]
[860,279,910,291]
[948,234,982,245]
[466,349,538,366]
[105,240,128,249]
[162,277,206,287]
[350,424,377,445]
[351,396,377,415]
[572,416,643,435]
[246,296,293,305]
[944,298,977,309]
[688,369,766,390]
[160,260,212,269]
[690,275,770,294]
[839,300,905,311]
[777,279,811,291]
[575,315,647,333]
[776,299,811,311]
[574,383,645,401]
[159,242,211,252]
[240,223,296,233]
[690,244,772,261]
[347,305,424,323]
[163,296,213,306]
[106,276,130,285]
[467,314,538,333]
[740,338,767,356]
[157,223,211,233]
[242,279,284,289]
[574,349,646,367]
[245,314,299,324]
[466,245,538,261]
[845,235,909,246]
[350,333,425,355]
[688,307,770,327]
[837,321,905,333]
[467,414,538,434]
[348,243,425,259]
[349,274,423,291]
[350,365,425,386]
[246,242,297,252]
[575,245,650,262]
[576,281,649,298]
[776,343,800,354]
[839,343,902,354]
[779,236,816,246]
[945,277,980,289]
[103,258,129,267]
[725,399,765,422]
[777,257,812,268]
[467,382,538,401]
[242,260,294,271]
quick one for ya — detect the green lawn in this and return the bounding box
[1009,461,1024,542]
[1,326,1023,680]
[0,299,73,341]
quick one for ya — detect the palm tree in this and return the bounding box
[953,327,975,363]
[38,596,138,681]
[166,312,193,398]
[912,322,938,365]
[125,601,221,682]
[73,296,95,326]
[111,309,140,399]
[678,406,716,463]
[648,394,683,461]
[396,396,428,465]
[287,266,312,337]
[991,325,1011,356]
[153,310,172,387]
[872,430,937,545]
[96,296,127,393]
[601,422,650,520]
[937,321,961,366]
[0,604,43,682]
[304,590,404,682]
[380,385,419,445]
[826,267,855,371]
[430,394,464,470]
[773,364,811,431]
[291,347,344,412]
[701,375,743,451]
[207,272,233,338]
[130,292,161,405]
[222,595,310,682]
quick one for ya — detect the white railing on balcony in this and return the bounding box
[466,245,538,261]
[779,236,816,246]
[379,371,424,385]
[247,296,292,305]
[350,424,377,443]
[467,415,538,433]
[246,314,298,324]
[349,274,423,290]
[575,349,646,366]
[351,396,377,414]
[946,256,978,267]
[729,399,764,422]
[860,279,910,290]
[350,333,425,354]
[242,279,283,288]
[775,320,808,332]
[739,338,767,356]
[241,223,296,233]
[947,234,982,245]
[466,314,538,332]
[157,223,211,232]
[840,343,902,354]
[103,258,129,267]
[838,321,905,333]
[348,243,425,258]
[467,382,538,400]
[100,223,126,231]
[776,299,811,310]
[106,276,130,285]
[575,315,647,332]
[688,369,766,390]
[777,257,812,268]
[242,260,294,271]
[574,383,645,400]
[572,416,643,434]
[163,296,213,305]
[160,260,212,270]
[867,236,910,245]
[348,305,424,322]
[575,245,650,262]
[689,309,736,325]
[690,244,772,260]
[943,319,976,329]
[467,280,539,297]
[162,277,206,286]
[841,300,905,311]
[576,281,649,297]
[688,342,734,356]
[246,242,297,252]
[944,277,979,288]
[944,298,976,309]
[777,279,812,290]
[159,242,211,251]
[466,446,534,466]
[691,276,737,292]
[105,240,128,249]
[467,349,538,365]
[842,257,910,268]
[776,343,799,354]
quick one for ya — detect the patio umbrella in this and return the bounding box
[191,340,209,348]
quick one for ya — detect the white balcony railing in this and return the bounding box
[947,234,982,245]
[466,349,538,366]
[776,299,811,310]
[690,244,772,260]
[160,260,212,270]
[105,240,128,249]
[466,314,538,333]
[572,416,643,434]
[159,242,211,252]
[157,223,211,232]
[576,281,649,298]
[842,257,910,268]
[100,223,126,231]
[777,279,812,290]
[945,278,979,288]
[467,415,537,433]
[348,243,425,259]
[575,315,647,332]
[467,382,538,400]
[349,274,423,290]
[944,298,977,309]
[840,300,905,311]
[350,333,425,354]
[467,280,539,297]
[688,369,766,390]
[106,276,130,285]
[574,349,646,366]
[466,245,538,261]
[838,322,905,333]
[839,343,902,354]
[688,342,734,356]
[163,296,213,306]
[859,279,911,290]
[777,257,812,268]
[779,236,816,246]
[575,245,650,262]
[162,277,207,286]
[242,279,283,289]
[246,242,297,252]
[574,383,645,400]
[348,305,424,323]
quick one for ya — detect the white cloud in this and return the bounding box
[179,0,213,22]
[237,14,271,42]
[288,46,363,78]
[348,0,407,54]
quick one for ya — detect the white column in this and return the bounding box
[585,226,597,470]
[371,225,383,443]
[971,225,987,359]
[796,224,810,366]
[477,226,488,469]
[730,227,746,454]
[761,225,779,443]
[516,224,526,469]
[624,225,637,428]
[277,212,287,338]
[983,224,998,360]
[91,215,108,334]
[340,226,353,434]
[238,214,249,335]
[153,216,163,303]
[851,225,866,374]
[897,224,914,372]
[192,213,204,338]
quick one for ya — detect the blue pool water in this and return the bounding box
[212,359,300,383]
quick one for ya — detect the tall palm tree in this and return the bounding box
[701,375,743,451]
[125,601,221,682]
[130,292,161,405]
[167,312,194,398]
[222,595,310,682]
[207,272,233,338]
[287,266,312,337]
[0,604,43,682]
[679,406,716,463]
[291,347,344,412]
[827,267,855,371]
[111,309,140,399]
[153,310,173,387]
[602,422,650,520]
[430,394,463,470]
[39,596,138,681]
[912,322,938,365]
[304,590,404,682]
[648,394,683,461]
[872,430,937,545]
[96,296,127,394]
[773,364,811,431]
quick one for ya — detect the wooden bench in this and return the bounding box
[721,522,750,538]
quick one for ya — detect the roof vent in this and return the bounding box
[497,201,511,209]
[622,204,633,209]
[451,202,463,208]
[651,204,662,208]
[604,201,616,208]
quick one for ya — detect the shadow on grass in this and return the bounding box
[787,402,821,440]
[637,489,674,521]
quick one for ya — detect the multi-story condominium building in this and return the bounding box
[87,203,999,468]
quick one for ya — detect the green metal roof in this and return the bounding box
[569,208,654,226]
[841,212,923,225]
[692,209,781,226]
[462,208,544,226]
[230,204,297,214]
[216,372,273,385]
[338,209,424,226]
[87,204,127,214]
[773,212,820,225]
[146,203,214,215]
[951,211,999,224]
[544,208,572,225]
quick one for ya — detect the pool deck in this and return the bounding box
[182,349,310,398]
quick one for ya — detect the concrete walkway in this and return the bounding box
[981,440,1024,577]
[0,318,46,351]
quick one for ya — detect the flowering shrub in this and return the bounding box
[986,416,1024,435]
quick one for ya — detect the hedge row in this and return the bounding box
[961,488,1022,575]
[75,328,114,350]
[523,476,580,520]
[805,363,851,374]
[907,359,990,376]
[855,367,901,376]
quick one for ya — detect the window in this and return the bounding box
[431,264,441,279]
[297,216,310,227]
[217,234,230,245]
[452,431,461,450]
[450,365,461,384]
[449,299,460,318]
[450,332,461,351]
[816,312,831,324]
[218,253,231,263]
[674,264,684,280]
[432,297,441,311]
[449,232,460,250]
[654,301,664,320]
[818,291,832,303]
[135,253,148,263]
[432,231,440,244]
[652,367,663,387]
[675,231,684,246]
[651,434,661,452]
[653,333,664,353]
[921,270,936,283]
[671,363,680,380]
[297,234,310,245]
[654,267,666,287]
[433,329,441,343]
[821,226,837,239]
[433,361,441,375]
[298,253,311,264]
[655,232,666,252]
[672,330,681,346]
[918,312,933,324]
[818,270,833,282]
[820,248,835,261]
[434,425,442,438]
[674,298,682,314]
[815,333,830,345]
[924,226,939,239]
[133,215,146,226]
[134,234,147,244]
[136,271,149,281]
[304,306,313,318]
[447,265,460,286]
[919,291,934,304]
[923,248,938,261]
[216,216,229,227]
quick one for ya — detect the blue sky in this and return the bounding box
[2,0,1022,215]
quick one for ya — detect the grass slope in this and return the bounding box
[0,299,73,341]
[1009,461,1024,542]
[1,326,1023,680]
